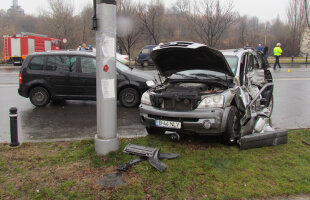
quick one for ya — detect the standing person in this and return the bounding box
[257,44,263,52]
[273,43,283,70]
[263,46,269,58]
[80,43,87,51]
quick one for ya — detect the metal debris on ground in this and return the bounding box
[117,144,179,172]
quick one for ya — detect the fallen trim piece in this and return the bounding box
[117,144,179,172]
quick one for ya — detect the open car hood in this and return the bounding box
[151,42,234,77]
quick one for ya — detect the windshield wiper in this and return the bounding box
[191,73,224,80]
[192,73,231,87]
[174,73,200,79]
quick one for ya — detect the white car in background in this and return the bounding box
[116,53,130,65]
[88,48,130,65]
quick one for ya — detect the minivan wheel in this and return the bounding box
[141,60,149,68]
[119,87,140,108]
[221,106,241,145]
[29,87,50,107]
[146,127,165,135]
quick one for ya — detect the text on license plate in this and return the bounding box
[155,120,181,129]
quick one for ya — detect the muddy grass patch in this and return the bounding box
[0,130,309,199]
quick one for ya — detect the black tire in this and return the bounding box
[146,127,165,135]
[222,106,241,145]
[141,60,149,68]
[266,95,274,117]
[29,87,50,107]
[119,87,140,108]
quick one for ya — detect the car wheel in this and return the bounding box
[146,127,165,135]
[119,87,140,108]
[141,60,149,68]
[29,87,50,107]
[222,106,241,145]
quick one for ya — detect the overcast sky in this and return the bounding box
[1,0,290,23]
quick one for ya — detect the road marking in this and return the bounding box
[274,78,310,81]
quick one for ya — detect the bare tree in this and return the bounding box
[287,0,305,55]
[40,0,79,48]
[117,0,144,59]
[304,0,310,27]
[188,0,237,47]
[137,0,165,45]
[237,16,248,47]
[80,5,95,46]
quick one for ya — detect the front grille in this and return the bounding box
[148,114,199,122]
[163,98,193,111]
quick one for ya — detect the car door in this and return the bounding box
[77,56,96,98]
[44,55,75,96]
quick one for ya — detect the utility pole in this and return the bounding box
[94,0,119,155]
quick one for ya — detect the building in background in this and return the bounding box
[7,0,24,16]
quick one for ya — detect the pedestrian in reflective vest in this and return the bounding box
[273,43,283,70]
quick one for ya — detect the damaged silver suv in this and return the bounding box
[139,42,287,149]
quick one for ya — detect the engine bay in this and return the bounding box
[150,82,226,111]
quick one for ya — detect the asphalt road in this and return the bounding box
[0,64,310,143]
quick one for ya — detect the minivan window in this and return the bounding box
[141,48,150,54]
[46,56,77,72]
[28,56,45,70]
[81,56,96,73]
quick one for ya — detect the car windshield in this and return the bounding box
[117,61,130,71]
[223,55,238,74]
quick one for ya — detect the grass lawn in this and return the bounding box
[0,130,309,200]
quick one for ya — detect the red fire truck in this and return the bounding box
[3,32,61,65]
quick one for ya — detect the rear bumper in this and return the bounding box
[139,104,232,135]
[18,85,28,98]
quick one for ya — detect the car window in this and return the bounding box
[28,56,44,70]
[224,55,238,74]
[46,56,77,72]
[81,56,96,73]
[141,48,150,54]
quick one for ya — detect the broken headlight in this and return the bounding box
[141,92,151,105]
[197,94,224,109]
[146,80,156,87]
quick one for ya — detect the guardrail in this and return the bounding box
[268,57,309,64]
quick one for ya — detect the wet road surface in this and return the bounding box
[0,64,310,143]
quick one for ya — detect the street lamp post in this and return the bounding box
[94,0,119,155]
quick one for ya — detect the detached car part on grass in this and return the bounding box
[117,144,179,172]
[139,41,287,149]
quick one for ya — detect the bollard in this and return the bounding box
[291,56,294,63]
[9,107,19,147]
[306,57,308,63]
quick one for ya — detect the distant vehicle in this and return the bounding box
[136,45,157,67]
[116,53,129,65]
[18,51,155,108]
[2,32,61,65]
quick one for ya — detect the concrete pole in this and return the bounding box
[94,0,119,155]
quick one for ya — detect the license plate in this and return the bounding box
[155,120,181,129]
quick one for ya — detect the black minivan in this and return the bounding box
[18,51,155,107]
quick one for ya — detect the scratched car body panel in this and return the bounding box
[139,41,287,148]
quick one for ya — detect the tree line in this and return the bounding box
[0,0,309,60]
